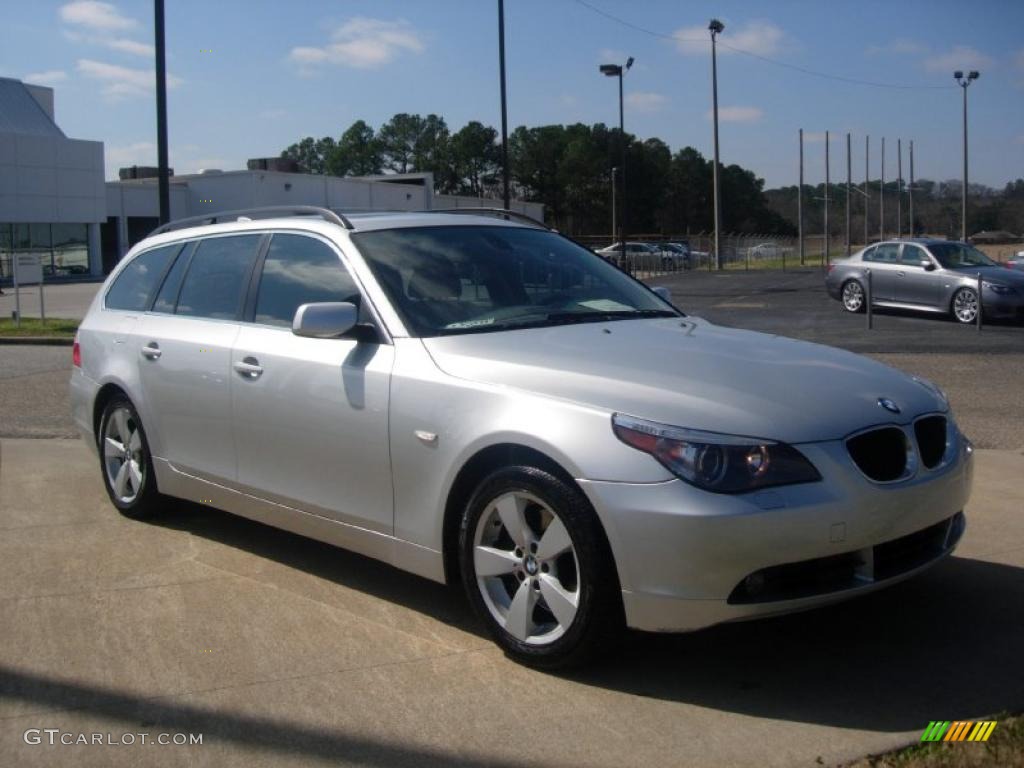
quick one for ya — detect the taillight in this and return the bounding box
[827,264,835,274]
[72,335,81,368]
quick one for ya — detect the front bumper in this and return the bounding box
[578,431,974,632]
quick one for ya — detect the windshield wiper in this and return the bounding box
[543,309,678,324]
[434,308,679,336]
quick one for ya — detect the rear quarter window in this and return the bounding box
[105,244,180,311]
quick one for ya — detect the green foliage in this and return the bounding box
[279,115,794,236]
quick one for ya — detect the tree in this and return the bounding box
[327,120,382,177]
[449,121,500,196]
[280,136,335,174]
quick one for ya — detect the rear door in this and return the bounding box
[862,243,901,301]
[230,232,395,533]
[135,233,263,482]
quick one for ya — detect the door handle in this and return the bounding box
[141,342,161,360]
[233,357,263,378]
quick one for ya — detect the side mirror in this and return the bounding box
[652,286,672,302]
[921,260,936,271]
[292,302,358,339]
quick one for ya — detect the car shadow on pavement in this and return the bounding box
[571,555,1024,732]
[151,502,1021,733]
[154,500,483,637]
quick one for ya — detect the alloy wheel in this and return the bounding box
[953,288,978,323]
[103,406,145,504]
[842,281,864,312]
[473,491,580,645]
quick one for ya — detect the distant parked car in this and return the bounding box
[825,238,1024,323]
[594,242,660,271]
[659,242,692,270]
[1006,252,1024,271]
[745,243,793,261]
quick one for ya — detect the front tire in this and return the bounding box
[952,287,979,324]
[841,279,866,313]
[98,395,164,519]
[459,465,623,669]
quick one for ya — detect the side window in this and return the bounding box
[151,243,192,313]
[870,244,900,263]
[254,234,359,327]
[176,235,261,320]
[900,245,928,266]
[105,244,180,311]
[862,246,877,262]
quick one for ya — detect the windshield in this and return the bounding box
[929,243,998,269]
[352,225,679,336]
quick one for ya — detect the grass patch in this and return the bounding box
[0,317,79,338]
[844,714,1024,768]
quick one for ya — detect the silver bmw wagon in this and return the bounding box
[70,207,973,667]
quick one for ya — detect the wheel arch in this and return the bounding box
[441,442,599,587]
[92,382,131,445]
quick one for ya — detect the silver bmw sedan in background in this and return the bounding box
[826,238,1024,323]
[71,208,973,667]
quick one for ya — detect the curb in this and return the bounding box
[0,336,74,347]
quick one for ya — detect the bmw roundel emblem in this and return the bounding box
[877,397,901,414]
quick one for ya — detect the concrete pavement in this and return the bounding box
[1,437,1021,767]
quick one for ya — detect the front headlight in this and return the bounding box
[983,282,1016,295]
[612,414,821,494]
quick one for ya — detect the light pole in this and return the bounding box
[909,140,915,236]
[798,129,804,265]
[954,70,979,242]
[709,19,724,270]
[154,0,169,225]
[611,166,618,244]
[600,57,633,269]
[497,0,510,211]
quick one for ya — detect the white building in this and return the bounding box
[2,77,544,281]
[0,77,105,280]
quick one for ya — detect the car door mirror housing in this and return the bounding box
[292,302,358,339]
[652,286,672,302]
[922,260,936,271]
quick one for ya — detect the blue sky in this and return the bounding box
[4,0,1023,189]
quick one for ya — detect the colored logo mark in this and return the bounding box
[920,721,997,742]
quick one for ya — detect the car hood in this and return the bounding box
[958,266,1024,287]
[422,317,945,444]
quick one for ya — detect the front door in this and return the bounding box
[896,243,943,308]
[863,243,902,301]
[230,233,395,533]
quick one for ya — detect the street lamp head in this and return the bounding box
[625,56,634,71]
[953,70,963,81]
[968,70,979,80]
[599,64,622,77]
[709,18,724,35]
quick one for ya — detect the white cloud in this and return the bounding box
[922,45,994,73]
[626,91,666,112]
[866,39,926,56]
[674,21,783,56]
[106,38,154,57]
[60,1,136,31]
[77,58,182,100]
[23,70,68,86]
[289,17,424,70]
[706,106,763,123]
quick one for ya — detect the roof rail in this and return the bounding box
[149,205,353,236]
[423,207,549,230]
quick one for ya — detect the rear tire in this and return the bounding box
[459,465,623,669]
[97,395,164,520]
[841,279,866,313]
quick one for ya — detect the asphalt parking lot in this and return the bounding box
[1,272,1022,767]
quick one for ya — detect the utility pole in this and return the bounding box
[954,70,979,242]
[897,138,903,238]
[879,137,885,241]
[864,136,869,245]
[909,140,915,236]
[845,132,851,257]
[798,129,804,266]
[709,19,724,270]
[824,130,830,265]
[154,0,170,225]
[497,0,510,210]
[599,57,633,267]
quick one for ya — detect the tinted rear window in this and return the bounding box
[105,245,180,311]
[176,235,261,320]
